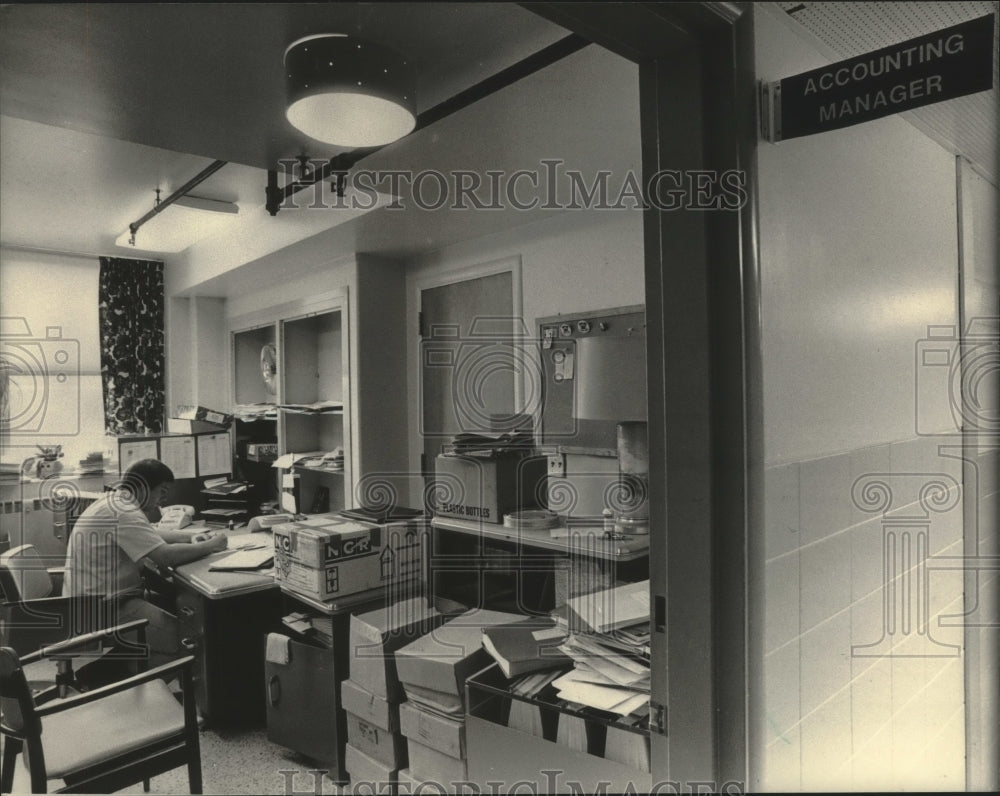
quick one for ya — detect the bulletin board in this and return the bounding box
[116,432,232,478]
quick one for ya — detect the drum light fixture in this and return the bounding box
[284,34,417,148]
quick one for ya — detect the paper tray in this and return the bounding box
[465,662,649,742]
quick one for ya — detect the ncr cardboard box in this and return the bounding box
[394,609,524,711]
[349,597,447,701]
[399,701,465,760]
[274,519,423,601]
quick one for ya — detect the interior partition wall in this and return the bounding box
[525,2,758,790]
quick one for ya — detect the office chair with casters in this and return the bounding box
[0,620,202,794]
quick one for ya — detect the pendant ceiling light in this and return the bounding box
[284,34,417,148]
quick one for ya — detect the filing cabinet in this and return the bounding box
[173,573,283,725]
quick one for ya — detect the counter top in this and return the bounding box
[430,516,650,561]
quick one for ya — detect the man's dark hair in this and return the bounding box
[121,458,175,501]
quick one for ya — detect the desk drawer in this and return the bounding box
[176,587,206,633]
[174,585,209,713]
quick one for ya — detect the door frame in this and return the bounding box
[523,2,761,789]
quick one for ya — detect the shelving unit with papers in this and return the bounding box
[279,305,348,514]
[231,323,279,508]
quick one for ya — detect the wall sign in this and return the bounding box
[763,14,995,142]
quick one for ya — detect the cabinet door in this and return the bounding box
[265,636,344,776]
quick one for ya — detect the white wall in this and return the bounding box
[753,5,978,791]
[756,11,959,466]
[404,207,645,498]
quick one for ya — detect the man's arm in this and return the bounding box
[145,532,228,569]
[156,527,200,544]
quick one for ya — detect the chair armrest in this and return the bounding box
[1,596,82,658]
[45,567,66,595]
[33,655,196,718]
[40,619,149,659]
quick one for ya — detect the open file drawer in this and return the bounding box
[464,663,652,793]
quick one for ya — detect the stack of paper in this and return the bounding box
[202,478,247,495]
[565,579,650,634]
[232,402,277,421]
[553,633,650,716]
[279,400,344,413]
[481,618,570,678]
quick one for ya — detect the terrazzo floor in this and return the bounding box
[4,726,350,795]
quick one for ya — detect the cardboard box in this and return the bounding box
[405,738,467,785]
[176,404,233,426]
[349,598,447,701]
[397,768,447,794]
[341,679,400,732]
[399,701,465,760]
[394,609,524,711]
[246,442,278,462]
[166,417,228,434]
[432,451,547,523]
[344,743,397,794]
[346,711,408,768]
[274,519,422,601]
[272,516,380,567]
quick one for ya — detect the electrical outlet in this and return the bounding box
[547,454,565,477]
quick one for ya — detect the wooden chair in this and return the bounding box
[0,620,202,794]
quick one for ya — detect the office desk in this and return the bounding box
[429,517,649,612]
[172,544,282,725]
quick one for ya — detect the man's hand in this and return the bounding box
[196,531,228,553]
[209,533,229,553]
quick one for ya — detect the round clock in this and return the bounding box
[260,344,278,395]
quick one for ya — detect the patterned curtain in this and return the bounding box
[99,257,165,435]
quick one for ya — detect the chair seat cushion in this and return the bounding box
[41,679,185,778]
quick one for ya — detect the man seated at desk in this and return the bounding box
[64,458,228,669]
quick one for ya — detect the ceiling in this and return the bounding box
[0,3,574,264]
[0,2,996,275]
